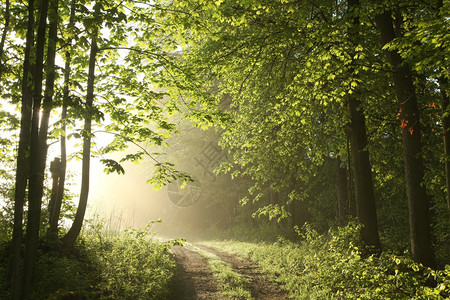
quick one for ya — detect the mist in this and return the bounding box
[80,123,237,240]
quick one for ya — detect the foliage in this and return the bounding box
[83,222,176,300]
[30,247,97,299]
[0,221,176,299]
[151,0,450,266]
[1,0,449,296]
[206,223,450,299]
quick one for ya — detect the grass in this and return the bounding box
[2,220,448,299]
[185,243,254,299]
[85,224,176,299]
[0,221,176,299]
[204,223,450,300]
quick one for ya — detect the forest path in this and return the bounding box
[169,243,289,300]
[169,245,224,300]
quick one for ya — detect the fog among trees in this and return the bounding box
[0,0,449,298]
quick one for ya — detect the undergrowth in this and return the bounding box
[83,221,176,299]
[1,221,176,299]
[205,223,450,299]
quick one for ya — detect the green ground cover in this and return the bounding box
[1,224,176,299]
[205,223,450,300]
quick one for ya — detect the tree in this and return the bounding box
[0,0,10,76]
[334,156,351,224]
[48,0,76,239]
[440,75,450,213]
[153,0,385,247]
[59,0,192,245]
[345,0,381,250]
[374,3,435,267]
[10,0,34,298]
[62,2,100,248]
[22,0,52,296]
[3,1,234,296]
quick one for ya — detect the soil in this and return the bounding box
[169,244,289,300]
[169,245,224,300]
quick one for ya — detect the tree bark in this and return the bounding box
[22,0,50,297]
[375,9,435,268]
[0,0,10,76]
[10,1,35,299]
[440,76,450,213]
[435,0,450,215]
[346,0,381,251]
[62,16,99,248]
[335,157,349,225]
[49,0,75,238]
[48,157,61,239]
[36,0,59,239]
[347,95,381,250]
[346,136,356,217]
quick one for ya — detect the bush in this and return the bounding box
[31,247,96,299]
[85,224,176,300]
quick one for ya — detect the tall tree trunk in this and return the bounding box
[49,0,75,237]
[48,158,61,240]
[346,135,356,217]
[10,1,35,299]
[440,76,450,213]
[0,0,10,76]
[346,0,381,251]
[347,95,381,250]
[36,0,59,207]
[37,0,59,192]
[435,0,450,215]
[22,0,50,297]
[335,157,349,225]
[375,9,435,268]
[62,19,99,248]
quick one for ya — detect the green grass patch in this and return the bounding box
[186,243,254,299]
[1,222,176,299]
[86,225,176,299]
[205,223,450,299]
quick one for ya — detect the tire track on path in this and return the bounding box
[197,245,289,300]
[169,242,289,299]
[169,245,225,300]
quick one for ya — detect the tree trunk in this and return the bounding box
[347,95,381,250]
[48,158,61,239]
[335,157,349,225]
[62,20,99,248]
[440,76,450,213]
[346,0,381,251]
[10,0,35,298]
[37,0,59,239]
[0,0,10,76]
[436,0,450,215]
[22,0,50,297]
[49,0,75,237]
[375,9,435,268]
[346,135,356,217]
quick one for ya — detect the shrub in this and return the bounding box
[86,225,176,300]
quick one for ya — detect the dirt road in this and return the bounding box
[169,244,289,300]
